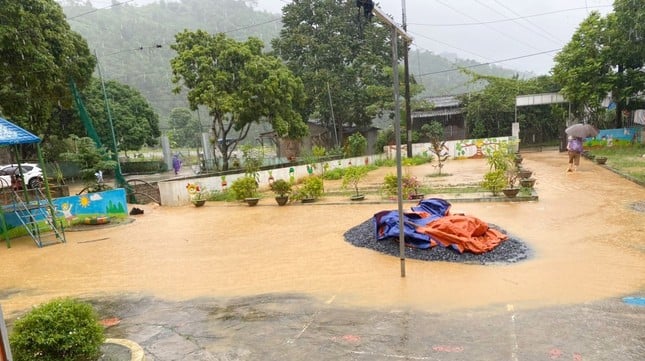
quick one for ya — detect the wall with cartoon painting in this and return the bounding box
[1,189,128,239]
[51,188,128,226]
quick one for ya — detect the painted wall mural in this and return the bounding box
[1,189,128,239]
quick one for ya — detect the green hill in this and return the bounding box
[62,0,526,127]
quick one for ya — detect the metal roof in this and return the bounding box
[0,117,40,146]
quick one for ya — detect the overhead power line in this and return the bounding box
[67,0,135,20]
[409,4,612,27]
[434,0,542,53]
[415,48,561,77]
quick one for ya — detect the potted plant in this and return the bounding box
[270,179,292,206]
[186,182,208,207]
[502,166,520,198]
[230,176,260,206]
[482,169,507,196]
[518,168,533,179]
[382,173,422,200]
[342,165,369,201]
[520,177,537,188]
[293,175,324,203]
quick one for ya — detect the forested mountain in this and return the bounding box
[60,0,525,130]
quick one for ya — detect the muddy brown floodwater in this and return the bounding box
[0,151,643,318]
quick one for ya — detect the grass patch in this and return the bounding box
[207,189,236,202]
[586,144,645,184]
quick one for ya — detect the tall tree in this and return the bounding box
[168,107,203,148]
[459,72,557,142]
[170,31,308,170]
[605,0,645,126]
[271,0,394,145]
[81,78,161,156]
[0,0,95,137]
[553,1,645,127]
[552,12,612,124]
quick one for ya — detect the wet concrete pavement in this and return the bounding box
[1,150,644,360]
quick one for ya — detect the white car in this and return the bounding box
[0,163,44,189]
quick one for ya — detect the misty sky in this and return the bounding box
[92,0,615,75]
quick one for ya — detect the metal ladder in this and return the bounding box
[9,188,66,247]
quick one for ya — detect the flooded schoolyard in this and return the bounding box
[1,150,643,360]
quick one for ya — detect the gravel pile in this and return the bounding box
[344,218,532,265]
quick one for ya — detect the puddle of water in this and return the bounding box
[622,297,645,306]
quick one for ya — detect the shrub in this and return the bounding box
[230,176,259,200]
[270,179,292,197]
[481,169,507,195]
[9,298,105,361]
[293,175,324,200]
[383,173,421,199]
[323,168,344,180]
[346,132,367,157]
[119,160,166,174]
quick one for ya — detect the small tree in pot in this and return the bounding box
[342,165,369,200]
[270,179,292,206]
[231,176,260,206]
[292,175,324,202]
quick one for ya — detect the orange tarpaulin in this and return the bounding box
[416,215,508,254]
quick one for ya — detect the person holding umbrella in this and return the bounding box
[566,135,583,172]
[565,123,598,172]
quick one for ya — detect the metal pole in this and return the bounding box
[95,50,123,183]
[391,26,406,278]
[402,0,413,158]
[371,3,412,278]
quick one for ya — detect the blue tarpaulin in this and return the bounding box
[374,198,508,254]
[374,198,452,249]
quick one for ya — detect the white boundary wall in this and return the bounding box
[159,136,515,206]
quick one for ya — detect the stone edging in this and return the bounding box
[105,338,145,361]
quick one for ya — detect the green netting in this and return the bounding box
[70,80,128,190]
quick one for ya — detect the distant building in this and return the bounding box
[412,95,466,140]
[262,121,379,159]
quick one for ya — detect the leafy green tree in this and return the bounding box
[604,0,645,126]
[0,0,95,138]
[552,2,645,127]
[61,136,117,186]
[421,122,448,175]
[459,72,559,142]
[168,107,203,148]
[552,12,611,124]
[81,78,161,156]
[171,31,308,170]
[346,132,367,157]
[271,0,394,142]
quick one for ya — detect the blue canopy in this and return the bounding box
[0,117,40,146]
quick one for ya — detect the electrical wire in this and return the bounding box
[408,4,612,26]
[434,0,543,53]
[67,0,135,20]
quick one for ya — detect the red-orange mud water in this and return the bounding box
[1,151,643,317]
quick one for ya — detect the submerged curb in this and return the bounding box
[105,338,145,361]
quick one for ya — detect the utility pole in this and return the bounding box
[402,0,413,158]
[359,1,413,277]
